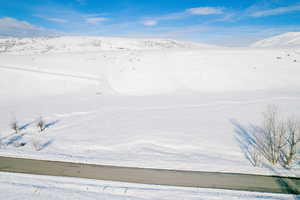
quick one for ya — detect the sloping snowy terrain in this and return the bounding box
[251,32,300,48]
[0,47,300,97]
[1,91,300,176]
[0,36,300,178]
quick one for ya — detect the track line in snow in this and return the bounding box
[102,96,300,111]
[0,65,99,81]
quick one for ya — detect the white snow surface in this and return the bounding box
[1,172,298,200]
[0,36,300,178]
[251,32,300,48]
[0,45,300,96]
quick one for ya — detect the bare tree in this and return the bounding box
[37,116,45,132]
[252,106,286,164]
[280,118,300,167]
[238,105,300,168]
[10,119,19,134]
[248,145,262,167]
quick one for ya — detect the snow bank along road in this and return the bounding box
[0,156,299,194]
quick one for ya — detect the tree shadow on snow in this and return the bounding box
[4,133,26,146]
[1,121,34,143]
[263,163,300,196]
[18,121,34,131]
[230,119,261,167]
[44,120,60,130]
[35,139,54,151]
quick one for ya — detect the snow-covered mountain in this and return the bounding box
[251,32,300,48]
[0,36,216,54]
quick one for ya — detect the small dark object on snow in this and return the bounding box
[19,142,26,146]
[14,142,26,147]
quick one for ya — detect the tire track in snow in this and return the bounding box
[0,65,99,81]
[103,96,300,111]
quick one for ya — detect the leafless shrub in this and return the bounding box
[246,106,300,167]
[37,117,45,132]
[10,119,19,133]
[248,145,262,167]
[280,118,300,168]
[250,106,286,165]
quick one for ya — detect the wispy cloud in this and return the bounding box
[0,17,37,30]
[45,17,68,23]
[33,4,110,26]
[215,13,236,22]
[141,20,157,26]
[85,17,109,24]
[187,7,223,15]
[162,6,224,20]
[34,14,68,23]
[0,17,58,37]
[141,6,224,26]
[250,3,300,17]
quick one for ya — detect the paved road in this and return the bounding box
[0,156,299,194]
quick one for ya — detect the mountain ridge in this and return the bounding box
[0,36,217,54]
[251,32,300,48]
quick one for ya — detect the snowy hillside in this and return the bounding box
[0,47,300,97]
[251,32,300,48]
[0,36,215,54]
[1,36,300,178]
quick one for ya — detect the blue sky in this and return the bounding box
[0,0,300,46]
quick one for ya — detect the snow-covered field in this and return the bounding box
[0,35,300,198]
